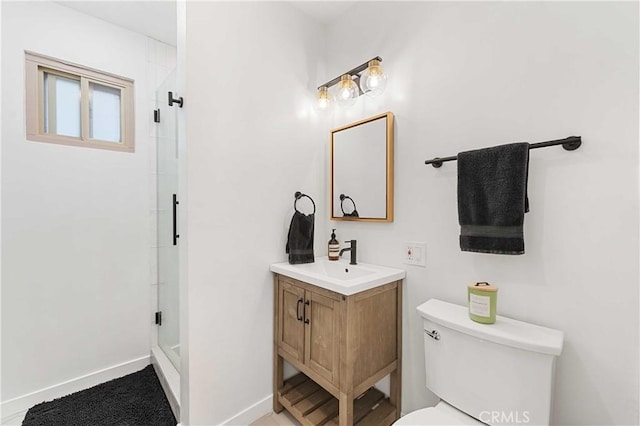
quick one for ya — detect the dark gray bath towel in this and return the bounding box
[286,210,315,264]
[458,142,530,254]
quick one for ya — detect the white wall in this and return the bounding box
[1,1,152,409]
[325,2,638,425]
[183,2,326,424]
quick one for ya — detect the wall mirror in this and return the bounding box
[331,112,394,222]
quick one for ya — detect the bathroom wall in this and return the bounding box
[1,1,152,414]
[325,2,639,425]
[183,2,327,424]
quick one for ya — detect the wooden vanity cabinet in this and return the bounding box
[273,274,402,426]
[278,279,341,386]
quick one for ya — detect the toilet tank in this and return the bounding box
[417,299,563,426]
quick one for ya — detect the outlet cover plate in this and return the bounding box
[404,241,426,267]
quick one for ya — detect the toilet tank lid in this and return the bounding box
[417,299,564,356]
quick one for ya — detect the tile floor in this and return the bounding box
[5,402,301,426]
[250,410,300,426]
[7,399,305,426]
[3,409,297,426]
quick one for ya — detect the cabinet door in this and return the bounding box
[277,280,305,363]
[304,290,341,386]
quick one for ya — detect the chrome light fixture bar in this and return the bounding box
[316,56,387,110]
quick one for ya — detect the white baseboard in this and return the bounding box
[0,355,150,422]
[219,394,273,426]
[151,346,180,421]
[0,409,27,426]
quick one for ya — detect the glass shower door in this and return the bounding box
[156,70,180,371]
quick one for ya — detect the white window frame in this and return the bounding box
[25,51,135,152]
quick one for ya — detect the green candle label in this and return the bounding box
[469,293,491,317]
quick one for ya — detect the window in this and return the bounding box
[25,51,134,152]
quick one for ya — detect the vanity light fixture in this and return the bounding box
[335,75,359,107]
[316,86,331,111]
[359,59,387,97]
[316,56,387,110]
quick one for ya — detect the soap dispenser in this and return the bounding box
[328,229,340,261]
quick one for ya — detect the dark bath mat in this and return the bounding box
[22,365,176,426]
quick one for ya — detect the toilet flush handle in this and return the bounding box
[425,329,441,340]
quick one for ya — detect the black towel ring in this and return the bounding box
[340,194,359,217]
[294,191,316,215]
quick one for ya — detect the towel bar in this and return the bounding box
[424,136,582,168]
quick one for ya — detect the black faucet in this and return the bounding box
[339,240,357,265]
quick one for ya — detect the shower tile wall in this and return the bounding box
[148,38,177,349]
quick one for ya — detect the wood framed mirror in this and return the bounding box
[331,112,394,222]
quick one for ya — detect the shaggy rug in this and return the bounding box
[22,365,176,426]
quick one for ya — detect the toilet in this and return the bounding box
[395,299,563,426]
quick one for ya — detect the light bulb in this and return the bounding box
[335,74,359,107]
[359,59,387,97]
[316,86,332,111]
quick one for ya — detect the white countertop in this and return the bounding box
[270,257,406,296]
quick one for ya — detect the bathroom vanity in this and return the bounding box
[270,258,405,426]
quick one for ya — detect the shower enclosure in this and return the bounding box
[156,70,180,371]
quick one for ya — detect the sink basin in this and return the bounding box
[286,260,377,280]
[270,257,406,296]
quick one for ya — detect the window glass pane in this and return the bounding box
[44,72,81,138]
[90,82,121,143]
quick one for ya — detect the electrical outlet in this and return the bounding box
[404,242,426,267]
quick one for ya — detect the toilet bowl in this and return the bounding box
[394,401,482,425]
